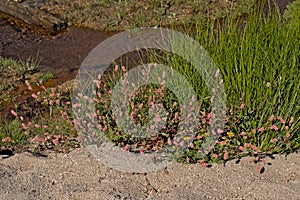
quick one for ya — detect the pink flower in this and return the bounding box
[240,131,247,136]
[130,112,135,121]
[239,146,246,151]
[34,135,45,143]
[207,112,212,119]
[244,143,251,148]
[25,80,32,90]
[179,140,185,147]
[139,103,143,109]
[268,114,275,122]
[189,143,194,148]
[25,80,30,87]
[186,157,190,163]
[215,69,220,78]
[121,66,126,72]
[258,127,264,132]
[210,96,215,103]
[22,123,28,129]
[167,137,172,145]
[270,138,278,143]
[240,103,245,109]
[201,162,208,167]
[223,151,229,160]
[197,135,203,139]
[212,153,218,159]
[218,141,226,146]
[251,145,259,152]
[162,71,166,79]
[191,95,195,102]
[174,112,179,120]
[269,125,279,131]
[114,65,119,71]
[217,129,224,134]
[276,116,286,124]
[289,117,294,125]
[53,135,61,139]
[31,93,38,99]
[52,139,59,145]
[285,126,289,130]
[2,137,12,143]
[10,110,18,117]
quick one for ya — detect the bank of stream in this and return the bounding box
[0,19,113,117]
[0,0,295,119]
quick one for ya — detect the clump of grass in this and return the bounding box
[73,2,299,167]
[0,119,26,148]
[175,3,300,163]
[0,79,78,153]
[0,56,45,105]
[0,57,28,98]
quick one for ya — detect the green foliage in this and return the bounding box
[283,0,300,25]
[163,5,300,162]
[1,1,299,166]
[0,119,28,147]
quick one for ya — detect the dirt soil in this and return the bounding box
[1,148,300,199]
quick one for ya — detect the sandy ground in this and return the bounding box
[1,148,299,200]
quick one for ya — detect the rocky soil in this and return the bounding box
[1,148,300,199]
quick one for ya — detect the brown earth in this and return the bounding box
[0,20,110,117]
[1,148,300,199]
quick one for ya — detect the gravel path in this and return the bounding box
[1,148,299,199]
